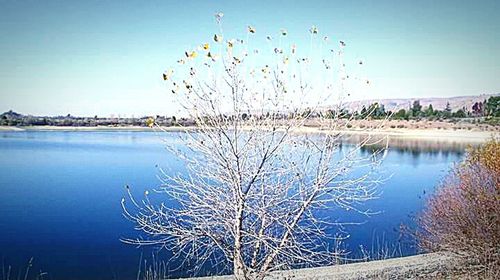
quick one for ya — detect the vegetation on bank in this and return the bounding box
[0,111,193,127]
[336,95,499,123]
[389,95,499,120]
[417,139,500,278]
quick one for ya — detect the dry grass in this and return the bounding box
[417,139,500,278]
[1,258,47,280]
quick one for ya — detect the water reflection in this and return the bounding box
[351,136,469,157]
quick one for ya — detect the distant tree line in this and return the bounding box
[318,95,499,121]
[0,110,193,127]
[1,96,498,127]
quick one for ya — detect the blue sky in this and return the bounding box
[0,0,499,117]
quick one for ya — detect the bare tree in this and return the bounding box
[123,13,388,280]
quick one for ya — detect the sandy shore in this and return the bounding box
[1,125,497,143]
[0,126,25,131]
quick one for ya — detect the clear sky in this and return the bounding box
[1,0,499,117]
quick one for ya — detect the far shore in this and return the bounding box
[1,124,497,143]
[0,125,153,131]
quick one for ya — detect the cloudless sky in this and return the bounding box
[1,0,499,117]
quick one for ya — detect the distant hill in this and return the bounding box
[345,94,498,112]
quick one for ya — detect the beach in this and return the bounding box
[1,123,497,143]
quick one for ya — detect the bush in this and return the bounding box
[418,140,500,273]
[468,139,500,173]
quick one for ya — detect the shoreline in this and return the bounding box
[186,252,465,280]
[0,125,497,143]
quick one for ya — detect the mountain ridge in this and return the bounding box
[344,93,498,111]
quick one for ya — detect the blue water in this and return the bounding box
[0,131,465,279]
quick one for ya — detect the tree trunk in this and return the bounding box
[233,199,247,280]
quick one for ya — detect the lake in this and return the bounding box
[0,131,467,279]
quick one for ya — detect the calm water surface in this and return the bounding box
[0,131,466,279]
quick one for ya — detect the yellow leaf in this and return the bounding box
[146,117,155,128]
[185,51,197,59]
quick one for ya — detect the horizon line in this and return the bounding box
[2,93,498,119]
